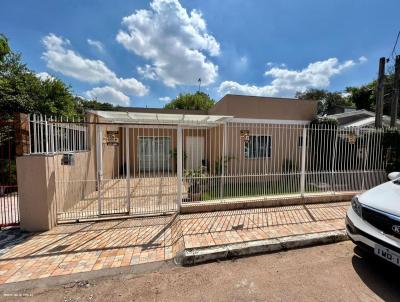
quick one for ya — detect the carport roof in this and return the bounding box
[89,110,233,125]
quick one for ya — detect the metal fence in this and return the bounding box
[182,122,388,203]
[0,119,19,227]
[23,114,394,222]
[29,114,89,154]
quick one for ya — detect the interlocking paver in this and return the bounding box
[0,202,349,285]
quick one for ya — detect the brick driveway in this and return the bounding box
[0,202,349,285]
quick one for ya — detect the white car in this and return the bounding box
[346,172,400,267]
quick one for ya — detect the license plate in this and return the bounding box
[374,244,400,267]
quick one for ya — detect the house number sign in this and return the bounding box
[105,131,119,146]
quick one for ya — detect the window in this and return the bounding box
[298,136,303,147]
[244,136,272,158]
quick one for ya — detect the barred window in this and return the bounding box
[244,136,272,158]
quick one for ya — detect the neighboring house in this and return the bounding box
[326,109,400,128]
[326,104,356,115]
[89,95,318,175]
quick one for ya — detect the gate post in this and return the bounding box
[330,126,339,195]
[125,127,131,214]
[300,126,308,197]
[96,124,103,215]
[177,125,183,211]
[362,130,371,191]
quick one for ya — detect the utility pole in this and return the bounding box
[198,78,201,92]
[375,57,386,128]
[391,55,400,127]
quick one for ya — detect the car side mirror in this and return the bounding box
[388,172,400,181]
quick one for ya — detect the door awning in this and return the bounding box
[89,110,233,126]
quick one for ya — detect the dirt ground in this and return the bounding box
[1,241,399,302]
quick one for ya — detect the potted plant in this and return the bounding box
[184,166,207,202]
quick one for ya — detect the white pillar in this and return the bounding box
[220,123,227,199]
[177,125,183,211]
[125,127,131,214]
[96,124,103,215]
[300,127,307,197]
[330,127,339,195]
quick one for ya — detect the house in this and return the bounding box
[19,94,390,231]
[326,109,400,128]
[89,94,318,177]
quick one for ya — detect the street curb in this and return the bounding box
[0,259,175,293]
[178,230,348,266]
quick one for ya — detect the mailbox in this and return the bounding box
[61,153,75,166]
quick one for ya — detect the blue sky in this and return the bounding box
[1,0,399,107]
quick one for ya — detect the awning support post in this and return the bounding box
[300,126,307,197]
[96,124,103,215]
[177,125,183,212]
[125,127,131,214]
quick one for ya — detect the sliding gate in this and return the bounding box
[54,124,180,222]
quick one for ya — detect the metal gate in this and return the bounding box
[0,119,20,227]
[49,120,180,222]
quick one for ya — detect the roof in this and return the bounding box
[327,109,400,128]
[208,94,318,121]
[89,110,232,126]
[116,107,208,115]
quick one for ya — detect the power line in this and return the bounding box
[391,30,400,60]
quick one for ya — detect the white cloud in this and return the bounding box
[116,0,219,87]
[85,86,130,106]
[42,33,148,97]
[159,96,171,103]
[358,56,368,63]
[137,64,158,80]
[87,39,105,53]
[36,72,54,81]
[219,57,362,97]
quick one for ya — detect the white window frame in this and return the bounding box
[244,135,272,159]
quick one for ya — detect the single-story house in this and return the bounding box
[19,94,388,230]
[326,109,400,128]
[90,94,318,178]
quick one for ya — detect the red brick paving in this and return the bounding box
[0,202,349,284]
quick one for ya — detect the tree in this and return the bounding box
[164,92,215,110]
[0,34,115,119]
[296,88,353,115]
[345,85,374,111]
[0,34,10,62]
[345,73,396,117]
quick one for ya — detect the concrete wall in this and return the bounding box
[17,151,98,231]
[17,155,57,231]
[16,115,120,231]
[53,151,97,212]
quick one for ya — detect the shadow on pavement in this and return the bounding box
[352,246,400,302]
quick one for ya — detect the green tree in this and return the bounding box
[0,34,10,62]
[345,85,375,111]
[0,34,115,119]
[296,88,353,115]
[345,73,396,117]
[164,92,215,110]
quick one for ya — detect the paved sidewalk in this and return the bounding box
[179,202,348,250]
[0,201,349,286]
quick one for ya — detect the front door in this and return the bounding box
[185,136,204,170]
[138,137,171,172]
